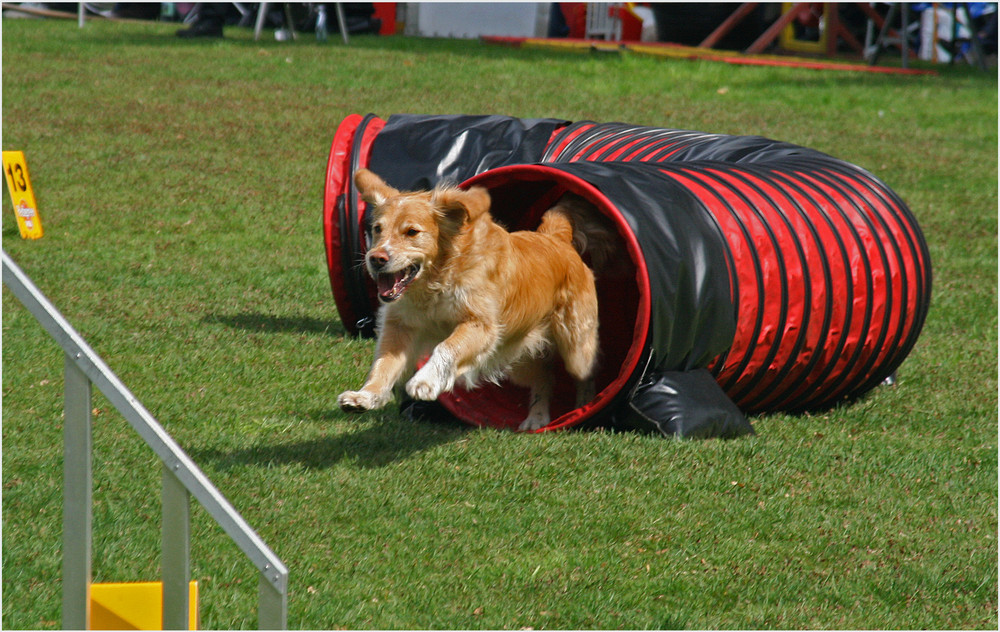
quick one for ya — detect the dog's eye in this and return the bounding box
[405,228,420,237]
[372,224,382,235]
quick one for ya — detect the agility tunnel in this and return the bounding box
[323,114,932,437]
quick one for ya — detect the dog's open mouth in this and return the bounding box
[375,265,420,302]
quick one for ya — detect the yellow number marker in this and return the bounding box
[3,150,44,239]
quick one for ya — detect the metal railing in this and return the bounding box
[2,250,288,629]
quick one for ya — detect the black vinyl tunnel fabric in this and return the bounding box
[368,114,569,191]
[323,114,932,438]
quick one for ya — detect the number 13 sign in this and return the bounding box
[3,150,44,239]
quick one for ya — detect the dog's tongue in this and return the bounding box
[377,270,408,300]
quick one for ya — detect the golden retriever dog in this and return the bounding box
[337,168,604,431]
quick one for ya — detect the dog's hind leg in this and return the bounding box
[554,290,599,378]
[551,275,600,411]
[510,358,554,432]
[575,379,596,408]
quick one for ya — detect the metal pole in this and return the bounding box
[864,5,876,62]
[258,570,288,630]
[255,2,269,40]
[334,3,350,44]
[162,466,192,630]
[900,3,910,69]
[62,355,92,630]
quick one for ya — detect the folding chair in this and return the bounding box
[254,2,349,44]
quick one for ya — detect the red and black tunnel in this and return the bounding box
[323,114,932,437]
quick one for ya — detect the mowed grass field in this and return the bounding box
[2,16,997,630]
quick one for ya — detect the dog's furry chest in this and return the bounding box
[385,287,553,386]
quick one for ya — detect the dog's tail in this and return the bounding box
[539,193,623,275]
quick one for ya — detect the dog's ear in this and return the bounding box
[354,168,396,208]
[433,186,491,231]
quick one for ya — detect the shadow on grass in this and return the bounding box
[192,405,471,470]
[203,312,346,336]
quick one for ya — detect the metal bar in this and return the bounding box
[258,571,288,630]
[864,13,875,61]
[62,355,93,630]
[163,465,192,630]
[184,1,203,25]
[900,2,910,69]
[254,2,268,40]
[868,2,897,65]
[3,250,289,626]
[282,3,298,40]
[334,2,349,45]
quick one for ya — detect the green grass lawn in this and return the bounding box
[2,17,997,630]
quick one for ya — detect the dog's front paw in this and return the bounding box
[518,410,551,432]
[406,353,455,401]
[338,390,382,412]
[405,374,447,401]
[406,370,454,401]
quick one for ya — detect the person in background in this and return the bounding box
[175,3,245,38]
[109,3,161,20]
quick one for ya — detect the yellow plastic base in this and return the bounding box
[90,581,199,630]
